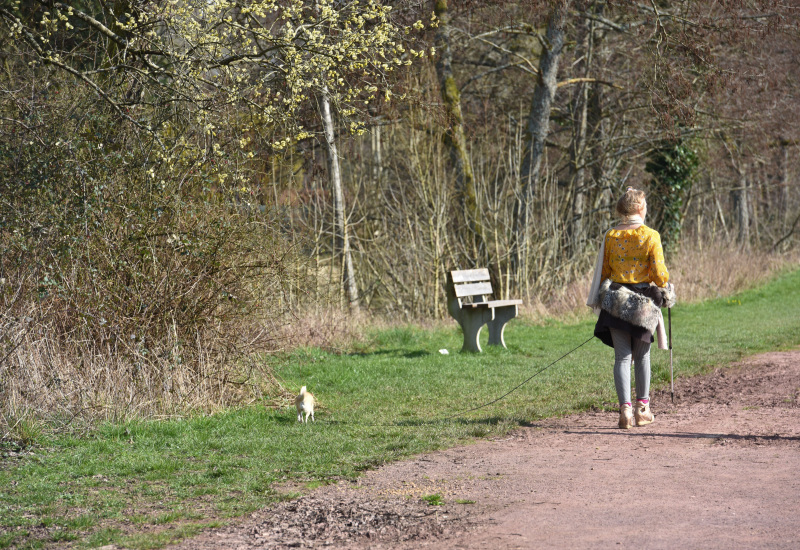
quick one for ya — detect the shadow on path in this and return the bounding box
[561,429,800,442]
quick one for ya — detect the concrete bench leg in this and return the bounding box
[487,305,518,348]
[460,309,494,353]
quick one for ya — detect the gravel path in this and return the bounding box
[170,350,800,550]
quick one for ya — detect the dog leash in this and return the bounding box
[442,335,597,421]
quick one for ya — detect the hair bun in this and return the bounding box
[616,187,646,216]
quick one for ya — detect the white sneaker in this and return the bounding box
[619,404,634,429]
[635,401,654,426]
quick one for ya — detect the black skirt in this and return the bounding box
[594,309,653,348]
[593,282,664,348]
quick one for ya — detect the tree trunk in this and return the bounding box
[587,30,611,231]
[320,84,359,310]
[733,166,751,250]
[780,140,790,232]
[568,2,596,252]
[371,125,383,186]
[433,0,487,265]
[709,176,730,241]
[513,0,569,284]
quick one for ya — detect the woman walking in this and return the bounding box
[587,187,675,429]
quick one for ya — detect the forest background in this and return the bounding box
[1,0,799,435]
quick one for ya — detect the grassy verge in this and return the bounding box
[2,269,800,549]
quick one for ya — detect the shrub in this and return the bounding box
[0,61,307,432]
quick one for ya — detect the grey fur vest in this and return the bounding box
[597,279,677,333]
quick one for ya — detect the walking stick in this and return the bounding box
[669,307,674,404]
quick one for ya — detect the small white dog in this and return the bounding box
[295,386,315,423]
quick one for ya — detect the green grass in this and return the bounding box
[2,268,800,548]
[421,493,445,506]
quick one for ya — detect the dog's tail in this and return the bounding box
[299,385,307,396]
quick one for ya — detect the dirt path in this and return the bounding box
[172,350,800,550]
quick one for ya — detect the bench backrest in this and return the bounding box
[449,268,493,305]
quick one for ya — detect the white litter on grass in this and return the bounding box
[439,349,449,355]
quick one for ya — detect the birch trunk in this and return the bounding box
[320,84,359,310]
[371,126,383,186]
[513,0,569,282]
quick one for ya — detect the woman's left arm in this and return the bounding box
[648,233,670,287]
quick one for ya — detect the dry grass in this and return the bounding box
[0,327,286,440]
[0,295,365,440]
[668,245,799,303]
[275,306,366,352]
[523,244,800,322]
[2,242,797,439]
[286,244,800,334]
[522,275,596,323]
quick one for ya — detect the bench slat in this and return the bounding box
[450,268,490,283]
[463,299,523,309]
[454,281,493,298]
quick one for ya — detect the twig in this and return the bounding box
[772,211,800,251]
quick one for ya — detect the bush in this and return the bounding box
[0,61,307,433]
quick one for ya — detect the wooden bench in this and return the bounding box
[445,268,523,352]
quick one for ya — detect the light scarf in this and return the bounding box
[620,214,644,225]
[585,215,668,349]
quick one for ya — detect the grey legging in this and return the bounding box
[609,327,651,404]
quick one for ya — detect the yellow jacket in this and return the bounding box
[601,225,669,287]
